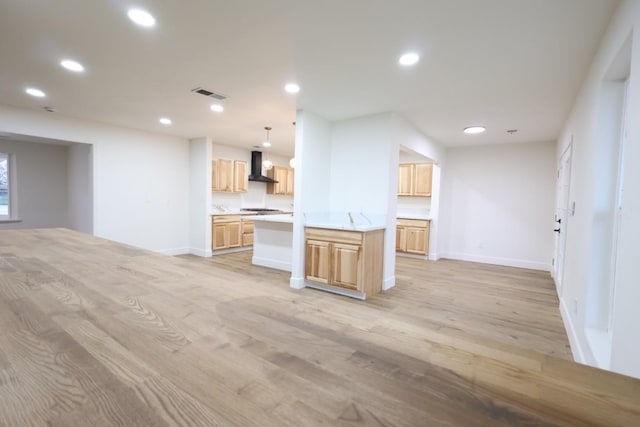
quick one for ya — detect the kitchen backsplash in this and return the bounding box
[212,181,293,210]
[397,196,431,212]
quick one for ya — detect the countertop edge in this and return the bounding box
[304,223,386,232]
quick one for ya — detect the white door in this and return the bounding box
[608,79,629,330]
[553,142,572,294]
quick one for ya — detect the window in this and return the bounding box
[0,152,9,218]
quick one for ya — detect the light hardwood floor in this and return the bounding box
[1,228,638,426]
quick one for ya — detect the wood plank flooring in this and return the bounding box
[1,228,639,426]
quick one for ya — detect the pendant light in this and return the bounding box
[289,121,296,168]
[262,126,273,170]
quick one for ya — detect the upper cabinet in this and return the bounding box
[267,166,294,196]
[398,163,432,197]
[212,159,248,193]
[233,160,248,192]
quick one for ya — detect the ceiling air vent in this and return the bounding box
[191,87,228,100]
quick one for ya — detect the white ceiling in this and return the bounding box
[0,0,618,156]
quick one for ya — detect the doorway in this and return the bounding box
[553,142,572,295]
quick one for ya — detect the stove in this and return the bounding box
[241,208,284,215]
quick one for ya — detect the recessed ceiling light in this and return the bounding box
[210,104,224,112]
[25,87,46,97]
[463,126,486,134]
[284,83,300,94]
[127,9,156,27]
[159,117,172,125]
[60,59,84,72]
[262,141,271,147]
[399,53,420,66]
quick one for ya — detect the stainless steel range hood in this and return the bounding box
[248,151,278,183]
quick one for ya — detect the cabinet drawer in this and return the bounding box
[305,227,363,245]
[242,220,254,234]
[397,218,429,228]
[213,215,241,224]
[242,233,253,247]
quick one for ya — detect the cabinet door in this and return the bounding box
[331,243,361,291]
[286,168,295,195]
[227,222,242,248]
[396,226,406,252]
[213,159,233,192]
[242,233,254,247]
[212,160,220,191]
[212,224,228,250]
[241,219,254,247]
[413,163,433,197]
[233,160,248,192]
[305,240,330,284]
[405,227,427,255]
[398,164,413,196]
[275,167,288,194]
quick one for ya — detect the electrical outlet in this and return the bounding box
[573,298,578,315]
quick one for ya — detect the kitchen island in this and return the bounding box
[245,213,294,271]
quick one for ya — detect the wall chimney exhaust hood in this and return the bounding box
[248,151,278,183]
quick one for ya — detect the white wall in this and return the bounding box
[330,113,398,289]
[189,137,211,257]
[0,139,69,230]
[290,110,333,288]
[439,141,556,271]
[392,114,445,164]
[0,105,190,254]
[67,143,93,234]
[556,0,640,379]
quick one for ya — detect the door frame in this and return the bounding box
[553,141,573,295]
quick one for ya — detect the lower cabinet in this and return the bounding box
[241,219,254,247]
[304,227,384,298]
[396,218,430,255]
[305,239,330,284]
[212,215,242,251]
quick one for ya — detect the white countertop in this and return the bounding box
[303,212,386,232]
[210,210,256,216]
[397,213,431,220]
[304,222,385,232]
[210,209,293,216]
[244,214,294,224]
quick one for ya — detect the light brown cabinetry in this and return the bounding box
[233,160,248,192]
[241,218,254,247]
[396,218,430,255]
[305,239,330,284]
[398,163,432,197]
[212,215,242,251]
[267,166,294,195]
[304,227,384,298]
[212,159,248,193]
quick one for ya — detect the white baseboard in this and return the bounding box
[189,247,212,257]
[397,252,428,260]
[305,281,366,300]
[289,277,305,289]
[252,256,291,272]
[559,297,587,364]
[158,247,190,256]
[382,275,396,290]
[442,252,551,271]
[211,246,252,256]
